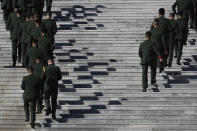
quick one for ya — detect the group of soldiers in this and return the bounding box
[139,0,196,92]
[1,0,63,129]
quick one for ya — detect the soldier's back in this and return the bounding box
[42,19,57,36]
[139,40,155,65]
[151,28,164,52]
[175,18,188,41]
[33,63,44,78]
[26,47,43,66]
[22,75,41,99]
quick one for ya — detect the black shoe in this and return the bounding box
[25,118,29,122]
[37,110,42,114]
[18,59,21,63]
[30,123,35,129]
[142,88,147,92]
[159,68,164,73]
[52,114,56,120]
[45,110,51,116]
[168,64,172,67]
[174,55,177,58]
[12,63,16,67]
[177,61,181,65]
[151,80,156,85]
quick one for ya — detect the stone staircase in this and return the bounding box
[0,0,197,130]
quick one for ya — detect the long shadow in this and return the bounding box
[163,54,197,88]
[42,5,120,127]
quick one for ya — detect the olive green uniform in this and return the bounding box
[33,63,44,112]
[30,26,42,42]
[21,74,41,125]
[139,40,160,89]
[19,21,28,66]
[10,16,24,65]
[38,35,52,65]
[0,0,13,29]
[168,19,177,66]
[26,20,35,47]
[151,28,166,72]
[172,0,193,41]
[25,46,44,67]
[175,18,189,63]
[12,0,18,8]
[18,0,27,17]
[152,16,171,67]
[172,0,193,21]
[42,18,57,51]
[43,64,62,115]
[7,11,17,31]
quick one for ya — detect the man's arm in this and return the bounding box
[138,44,142,58]
[21,77,26,90]
[172,2,177,14]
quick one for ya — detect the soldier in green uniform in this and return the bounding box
[46,0,52,11]
[151,20,167,73]
[26,15,35,47]
[175,12,189,65]
[29,20,42,43]
[38,29,52,65]
[151,8,170,67]
[18,0,27,18]
[6,7,18,31]
[21,66,41,128]
[42,12,57,52]
[172,0,193,24]
[0,0,13,29]
[43,59,62,119]
[10,11,24,66]
[168,13,177,67]
[25,39,44,67]
[19,17,29,67]
[139,31,162,92]
[172,0,193,41]
[33,57,44,114]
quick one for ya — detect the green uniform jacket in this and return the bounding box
[42,19,57,42]
[33,63,44,79]
[43,64,62,91]
[18,0,27,11]
[175,18,189,42]
[169,19,176,43]
[30,26,41,41]
[38,35,52,61]
[21,74,41,99]
[26,20,35,44]
[12,0,18,8]
[157,16,171,38]
[25,46,44,66]
[10,17,24,39]
[139,40,160,65]
[1,0,12,10]
[172,0,193,20]
[7,12,17,30]
[151,28,166,54]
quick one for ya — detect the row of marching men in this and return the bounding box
[1,0,53,27]
[139,7,190,92]
[1,1,64,129]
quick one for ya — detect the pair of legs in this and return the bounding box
[141,64,156,91]
[12,38,21,66]
[24,98,36,128]
[44,88,58,118]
